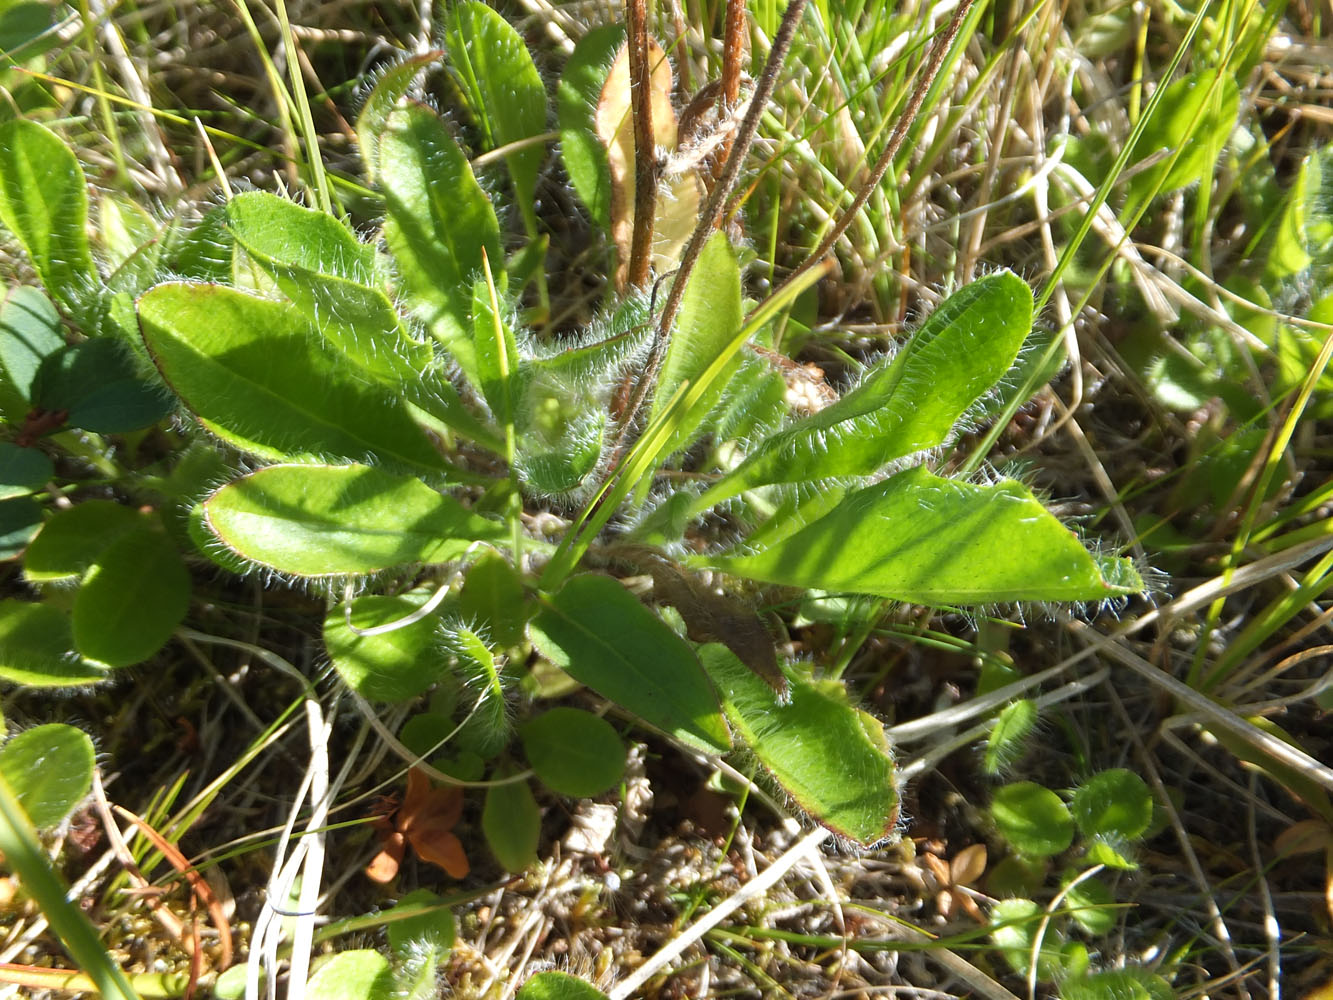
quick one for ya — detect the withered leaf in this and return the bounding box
[366,768,469,883]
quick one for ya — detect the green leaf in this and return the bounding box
[517,971,610,1000]
[0,121,96,312]
[1070,769,1153,841]
[1061,969,1172,1000]
[380,101,501,384]
[0,495,40,558]
[0,723,93,828]
[23,500,141,581]
[0,442,51,499]
[324,593,446,702]
[710,465,1143,604]
[557,25,623,232]
[99,192,161,293]
[138,282,450,472]
[386,888,455,1000]
[305,951,394,1000]
[459,554,529,648]
[1126,70,1239,209]
[385,888,456,958]
[356,50,442,183]
[700,271,1034,505]
[528,574,730,753]
[0,284,64,401]
[648,232,743,458]
[520,708,626,798]
[72,521,190,668]
[699,644,899,845]
[482,777,540,872]
[0,600,105,687]
[1063,874,1116,936]
[166,204,233,282]
[991,781,1074,857]
[989,897,1065,979]
[202,464,505,577]
[471,276,520,425]
[32,338,171,434]
[0,779,139,1000]
[984,699,1037,776]
[225,192,428,383]
[442,0,547,234]
[0,2,56,63]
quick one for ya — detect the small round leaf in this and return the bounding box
[0,723,94,828]
[0,600,104,687]
[324,593,445,702]
[304,950,393,1000]
[518,971,610,1000]
[991,781,1074,858]
[483,778,540,872]
[1070,769,1153,841]
[520,708,625,798]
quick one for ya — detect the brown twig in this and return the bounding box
[772,0,977,300]
[610,0,811,456]
[714,0,747,169]
[625,0,656,290]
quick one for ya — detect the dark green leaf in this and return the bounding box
[528,574,730,752]
[202,464,505,577]
[0,442,50,499]
[711,465,1143,604]
[166,205,232,282]
[0,2,56,62]
[0,284,63,401]
[32,338,170,434]
[72,521,190,667]
[0,723,93,828]
[699,645,899,845]
[324,593,446,702]
[0,121,96,311]
[138,282,450,472]
[482,778,539,872]
[23,500,141,581]
[0,495,41,558]
[520,708,626,798]
[0,600,105,687]
[380,102,501,384]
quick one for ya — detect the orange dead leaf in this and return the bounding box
[366,768,469,883]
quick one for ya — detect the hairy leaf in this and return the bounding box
[699,645,899,845]
[528,574,729,752]
[710,466,1143,604]
[202,464,505,577]
[138,282,450,472]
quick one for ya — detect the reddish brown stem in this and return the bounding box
[625,0,656,290]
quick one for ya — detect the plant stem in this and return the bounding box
[611,0,811,455]
[626,0,656,291]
